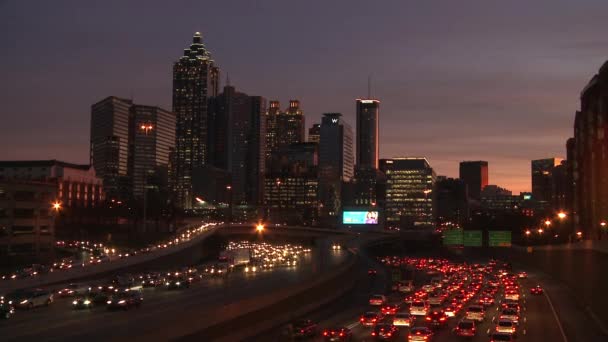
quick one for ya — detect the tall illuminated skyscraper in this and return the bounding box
[172,32,220,209]
[356,99,380,169]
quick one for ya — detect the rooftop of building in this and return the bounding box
[0,160,91,170]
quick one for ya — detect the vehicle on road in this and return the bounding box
[292,319,318,338]
[381,304,399,315]
[392,312,414,327]
[57,283,90,297]
[530,285,543,295]
[72,296,94,310]
[498,308,520,325]
[369,294,387,306]
[494,319,517,335]
[106,291,142,310]
[464,305,485,322]
[7,289,53,309]
[322,327,352,341]
[165,276,190,290]
[453,319,476,337]
[0,301,14,319]
[371,323,399,339]
[410,300,429,316]
[425,309,447,327]
[368,269,378,277]
[360,311,383,327]
[517,272,527,279]
[399,280,415,293]
[408,326,434,341]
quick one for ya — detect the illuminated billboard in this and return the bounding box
[343,211,379,224]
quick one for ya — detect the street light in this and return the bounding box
[538,228,544,234]
[544,220,552,227]
[256,223,265,232]
[525,230,531,236]
[52,201,61,211]
[557,212,567,220]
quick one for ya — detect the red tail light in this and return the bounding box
[440,317,446,321]
[387,332,392,337]
[323,331,328,336]
[360,317,364,322]
[371,332,376,336]
[426,317,431,321]
[339,332,344,337]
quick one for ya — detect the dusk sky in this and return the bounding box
[2,0,608,193]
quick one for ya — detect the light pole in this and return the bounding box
[226,185,232,222]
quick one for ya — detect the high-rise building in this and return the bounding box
[356,99,380,169]
[531,158,562,204]
[172,32,220,209]
[128,105,175,200]
[318,113,354,219]
[435,177,468,229]
[209,86,266,206]
[90,96,132,200]
[308,123,321,143]
[380,157,436,228]
[264,100,305,168]
[572,60,608,239]
[459,161,489,201]
[552,160,569,211]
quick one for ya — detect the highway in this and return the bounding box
[0,237,349,341]
[255,243,570,342]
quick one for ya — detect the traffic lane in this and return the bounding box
[2,248,346,341]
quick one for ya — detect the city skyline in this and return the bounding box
[2,1,608,193]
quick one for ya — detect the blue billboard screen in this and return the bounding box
[343,211,379,224]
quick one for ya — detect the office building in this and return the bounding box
[264,142,318,224]
[356,99,380,169]
[264,100,305,168]
[531,158,563,204]
[572,60,608,239]
[318,113,354,218]
[380,158,436,228]
[0,180,57,261]
[172,32,220,209]
[552,160,569,211]
[481,184,512,197]
[209,86,266,206]
[459,161,488,201]
[0,160,104,208]
[90,96,132,200]
[129,105,176,200]
[308,123,320,143]
[435,177,468,229]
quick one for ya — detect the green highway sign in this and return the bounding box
[463,230,483,247]
[443,230,464,246]
[489,231,512,247]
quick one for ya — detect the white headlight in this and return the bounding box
[20,300,28,304]
[72,300,78,305]
[106,300,112,304]
[84,300,91,305]
[118,300,125,304]
[176,282,181,286]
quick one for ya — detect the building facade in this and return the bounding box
[572,61,608,239]
[172,32,220,209]
[264,100,305,169]
[308,123,320,143]
[435,177,468,229]
[0,160,104,208]
[531,158,563,205]
[318,113,354,219]
[129,105,176,200]
[0,181,57,261]
[459,161,488,201]
[90,96,132,200]
[380,158,436,229]
[356,99,380,169]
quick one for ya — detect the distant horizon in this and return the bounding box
[1,1,606,194]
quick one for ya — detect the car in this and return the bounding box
[360,311,383,327]
[464,305,485,322]
[517,272,527,279]
[499,308,520,324]
[106,291,142,310]
[293,319,318,338]
[381,304,399,315]
[57,283,90,297]
[322,327,352,341]
[8,289,53,309]
[530,285,543,295]
[399,281,415,293]
[0,301,14,319]
[410,300,429,316]
[504,290,520,301]
[494,319,517,335]
[453,319,476,337]
[165,277,190,289]
[368,269,378,276]
[392,312,414,327]
[372,323,399,339]
[489,332,515,341]
[408,326,434,342]
[425,309,448,327]
[479,296,495,307]
[71,296,94,309]
[370,295,387,306]
[501,302,521,314]
[444,304,459,318]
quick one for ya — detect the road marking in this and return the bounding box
[346,321,359,330]
[543,288,568,342]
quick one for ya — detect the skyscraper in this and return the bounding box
[380,158,436,228]
[435,176,468,229]
[308,123,320,143]
[356,99,380,169]
[459,161,489,201]
[90,96,132,200]
[318,113,354,219]
[209,86,266,206]
[172,32,220,209]
[531,158,562,204]
[264,100,305,168]
[128,105,176,200]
